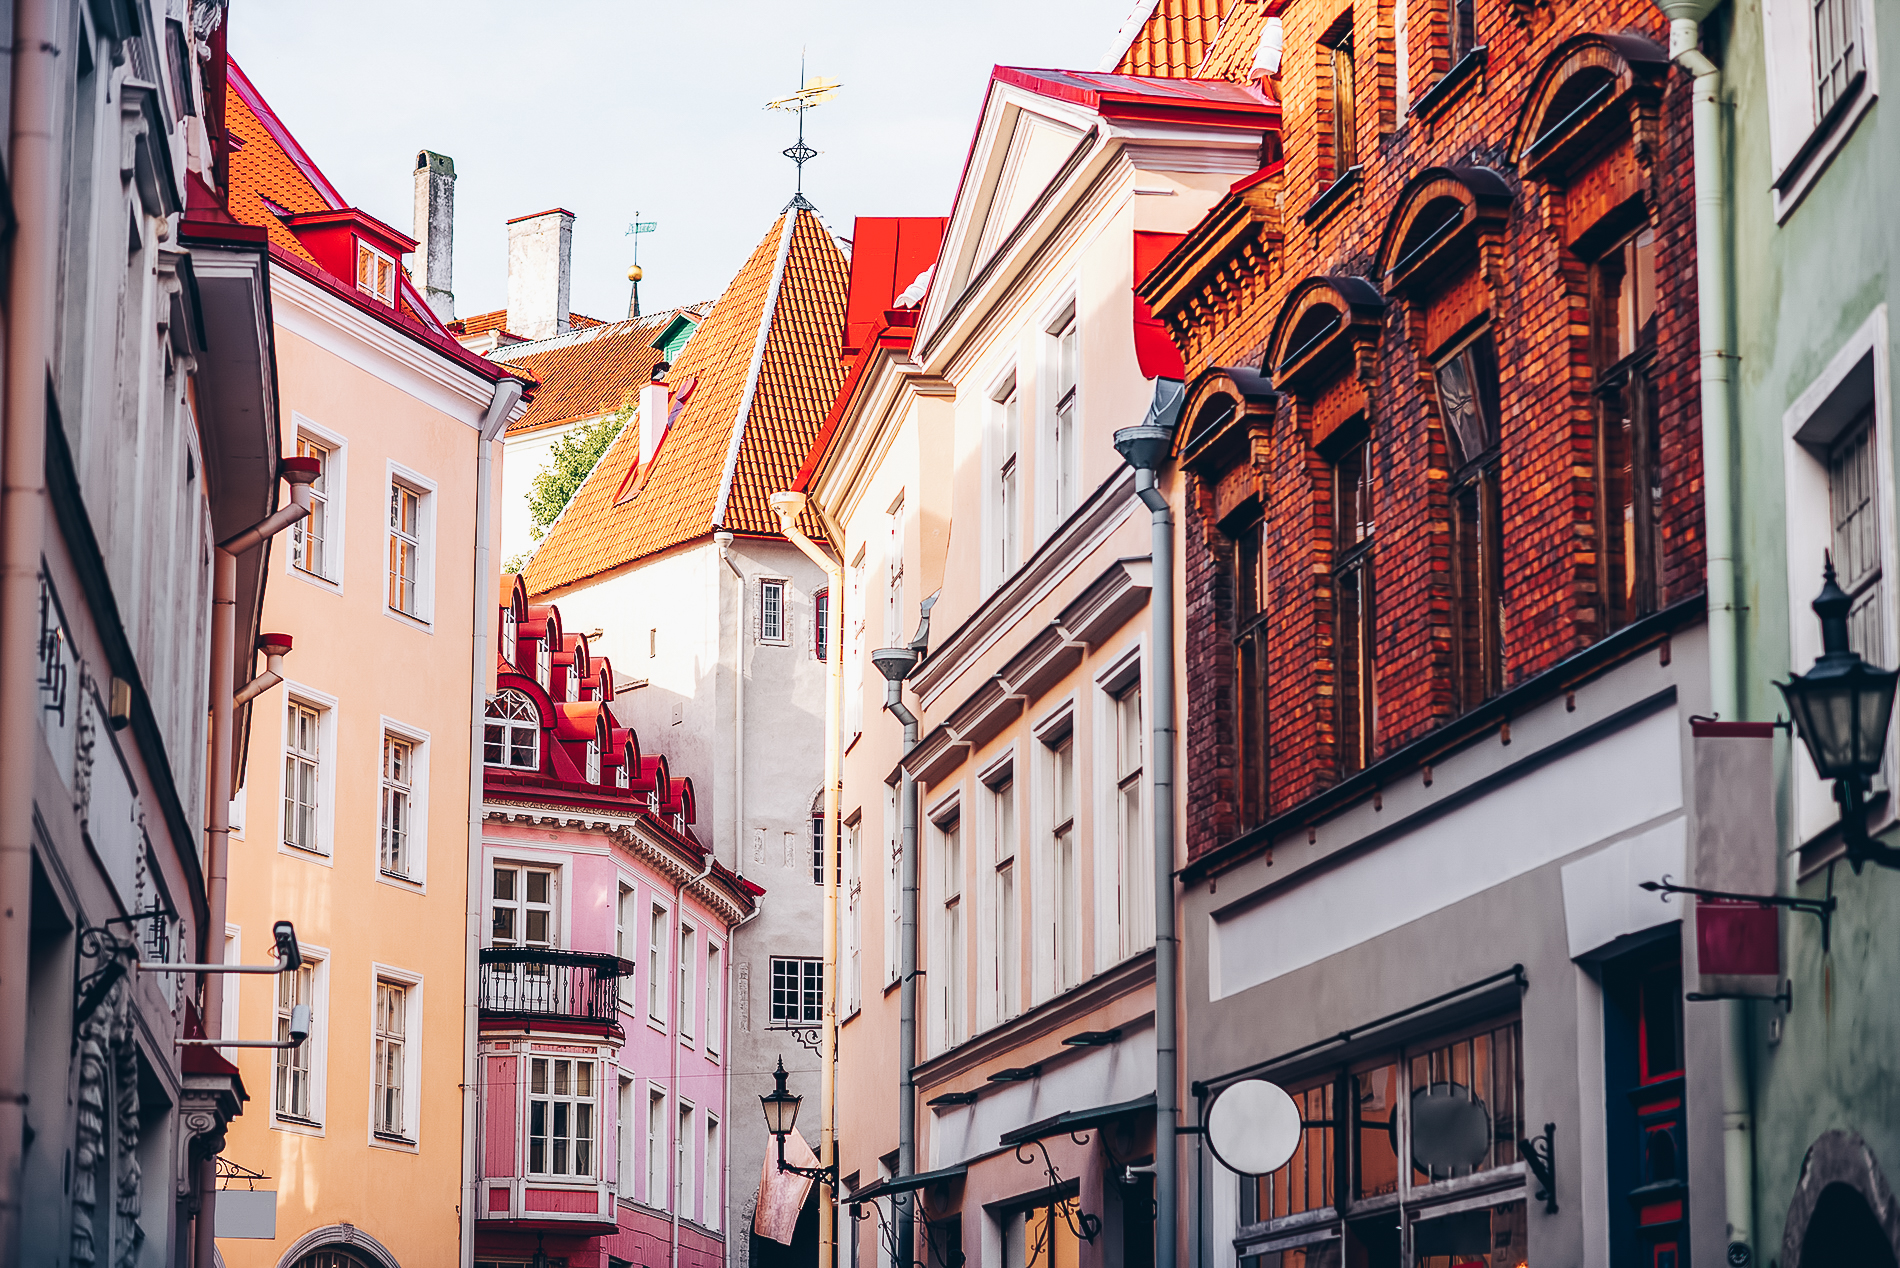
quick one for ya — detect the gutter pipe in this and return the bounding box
[1652,7,1755,1262]
[0,0,59,1255]
[716,532,746,884]
[1114,418,1179,1268]
[878,665,920,1268]
[672,849,717,1268]
[725,897,763,1268]
[769,491,843,1268]
[461,375,524,1268]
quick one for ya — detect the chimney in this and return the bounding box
[640,364,671,467]
[506,208,575,341]
[412,151,456,321]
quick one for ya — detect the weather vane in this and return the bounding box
[624,215,658,319]
[765,53,841,209]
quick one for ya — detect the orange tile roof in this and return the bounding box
[452,308,609,339]
[1189,2,1272,82]
[523,208,849,597]
[496,312,680,437]
[223,93,329,265]
[1113,0,1235,77]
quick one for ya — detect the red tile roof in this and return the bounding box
[522,208,849,596]
[494,307,709,438]
[1111,0,1235,77]
[451,309,610,340]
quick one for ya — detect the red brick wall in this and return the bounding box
[1172,0,1703,862]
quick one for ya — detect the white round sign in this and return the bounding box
[1205,1079,1303,1177]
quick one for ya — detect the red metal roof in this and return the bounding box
[991,66,1278,126]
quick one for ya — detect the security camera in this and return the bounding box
[288,1004,311,1047]
[273,921,302,971]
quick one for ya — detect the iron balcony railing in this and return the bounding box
[478,947,630,1026]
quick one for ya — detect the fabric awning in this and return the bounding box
[847,1164,970,1206]
[998,1093,1157,1149]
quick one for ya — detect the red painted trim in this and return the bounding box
[1639,1200,1684,1225]
[225,57,348,208]
[1690,719,1778,738]
[1231,158,1288,194]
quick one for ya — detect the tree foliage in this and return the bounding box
[527,400,632,542]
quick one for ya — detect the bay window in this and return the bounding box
[529,1056,595,1177]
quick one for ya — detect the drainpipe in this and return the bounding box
[769,490,843,1268]
[0,0,59,1256]
[870,649,921,1268]
[1114,421,1178,1268]
[461,376,524,1268]
[196,457,318,1268]
[673,849,717,1268]
[1651,5,1753,1261]
[716,531,746,882]
[725,897,763,1268]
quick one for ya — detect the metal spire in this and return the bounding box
[765,53,840,211]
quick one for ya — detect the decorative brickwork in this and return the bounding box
[1141,2,1703,864]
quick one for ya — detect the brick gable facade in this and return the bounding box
[1140,0,1705,866]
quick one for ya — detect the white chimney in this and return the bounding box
[639,373,670,467]
[506,208,575,341]
[412,150,456,320]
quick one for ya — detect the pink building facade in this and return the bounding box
[477,576,761,1268]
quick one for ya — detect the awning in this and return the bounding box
[846,1163,969,1206]
[998,1093,1157,1148]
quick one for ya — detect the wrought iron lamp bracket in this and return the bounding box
[1011,1136,1103,1244]
[73,924,136,1034]
[1641,875,1837,952]
[1519,1122,1558,1214]
[788,1026,822,1056]
[773,1130,838,1185]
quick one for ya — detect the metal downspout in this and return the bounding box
[1659,12,1754,1262]
[673,851,717,1268]
[0,0,57,1253]
[770,490,844,1268]
[887,686,920,1268]
[462,377,524,1268]
[715,529,745,1268]
[725,898,763,1268]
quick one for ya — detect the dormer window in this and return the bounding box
[616,762,631,790]
[502,607,518,668]
[586,740,601,786]
[483,691,540,770]
[357,239,396,306]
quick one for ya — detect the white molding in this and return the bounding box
[373,714,432,893]
[280,681,340,867]
[365,962,425,1153]
[1764,0,1880,221]
[269,264,516,425]
[384,460,439,630]
[272,940,331,1135]
[286,411,349,594]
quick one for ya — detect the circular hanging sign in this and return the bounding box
[1409,1083,1492,1173]
[1205,1079,1303,1177]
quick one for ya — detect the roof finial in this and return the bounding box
[625,215,657,318]
[765,50,841,211]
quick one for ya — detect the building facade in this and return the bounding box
[207,63,531,1268]
[6,2,284,1265]
[1134,2,1726,1265]
[476,578,759,1268]
[1720,0,1900,1262]
[521,202,851,1259]
[811,69,1277,1268]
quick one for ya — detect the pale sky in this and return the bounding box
[229,1,1143,322]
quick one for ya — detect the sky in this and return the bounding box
[229,0,1144,323]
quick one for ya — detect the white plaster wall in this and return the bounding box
[500,419,587,566]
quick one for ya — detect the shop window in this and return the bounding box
[1591,228,1663,633]
[1434,330,1504,710]
[1230,513,1271,829]
[1000,1188,1086,1268]
[1333,434,1376,775]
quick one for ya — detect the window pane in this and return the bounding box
[1352,1062,1400,1199]
[1254,1080,1333,1222]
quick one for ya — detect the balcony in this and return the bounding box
[478,948,629,1031]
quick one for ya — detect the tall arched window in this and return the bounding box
[483,691,540,770]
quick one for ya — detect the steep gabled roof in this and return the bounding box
[451,308,610,341]
[1105,0,1239,78]
[522,207,849,596]
[495,307,705,438]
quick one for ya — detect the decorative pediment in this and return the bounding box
[1512,34,1669,181]
[1265,276,1387,397]
[1377,166,1513,297]
[969,109,1089,269]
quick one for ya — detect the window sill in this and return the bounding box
[1409,46,1486,123]
[371,1131,419,1152]
[1772,72,1872,221]
[384,606,435,634]
[289,564,343,595]
[1301,166,1362,228]
[272,1114,325,1138]
[377,868,424,892]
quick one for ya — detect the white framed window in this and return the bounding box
[649,904,670,1025]
[705,941,722,1056]
[586,736,602,785]
[770,956,823,1026]
[993,374,1021,585]
[491,863,558,950]
[1109,671,1151,961]
[886,494,906,645]
[484,690,540,770]
[385,465,437,624]
[1043,718,1080,995]
[760,578,789,644]
[618,1075,637,1200]
[289,427,344,584]
[356,238,396,305]
[1047,307,1080,526]
[378,723,429,884]
[617,882,637,1006]
[849,546,868,739]
[844,817,863,1015]
[502,604,519,668]
[281,690,336,859]
[984,763,1019,1025]
[1761,0,1879,217]
[370,968,422,1147]
[1783,305,1898,855]
[814,588,831,662]
[704,1114,721,1231]
[884,782,900,986]
[676,1100,695,1219]
[273,947,327,1129]
[222,927,241,1043]
[529,1056,596,1177]
[678,923,696,1041]
[647,1085,668,1208]
[934,805,965,1050]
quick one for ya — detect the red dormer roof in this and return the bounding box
[554,700,607,746]
[842,217,948,357]
[279,207,418,295]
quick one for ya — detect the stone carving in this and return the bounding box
[71,957,143,1267]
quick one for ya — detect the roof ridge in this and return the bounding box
[711,210,800,530]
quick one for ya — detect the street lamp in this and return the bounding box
[761,1056,836,1182]
[1777,558,1900,871]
